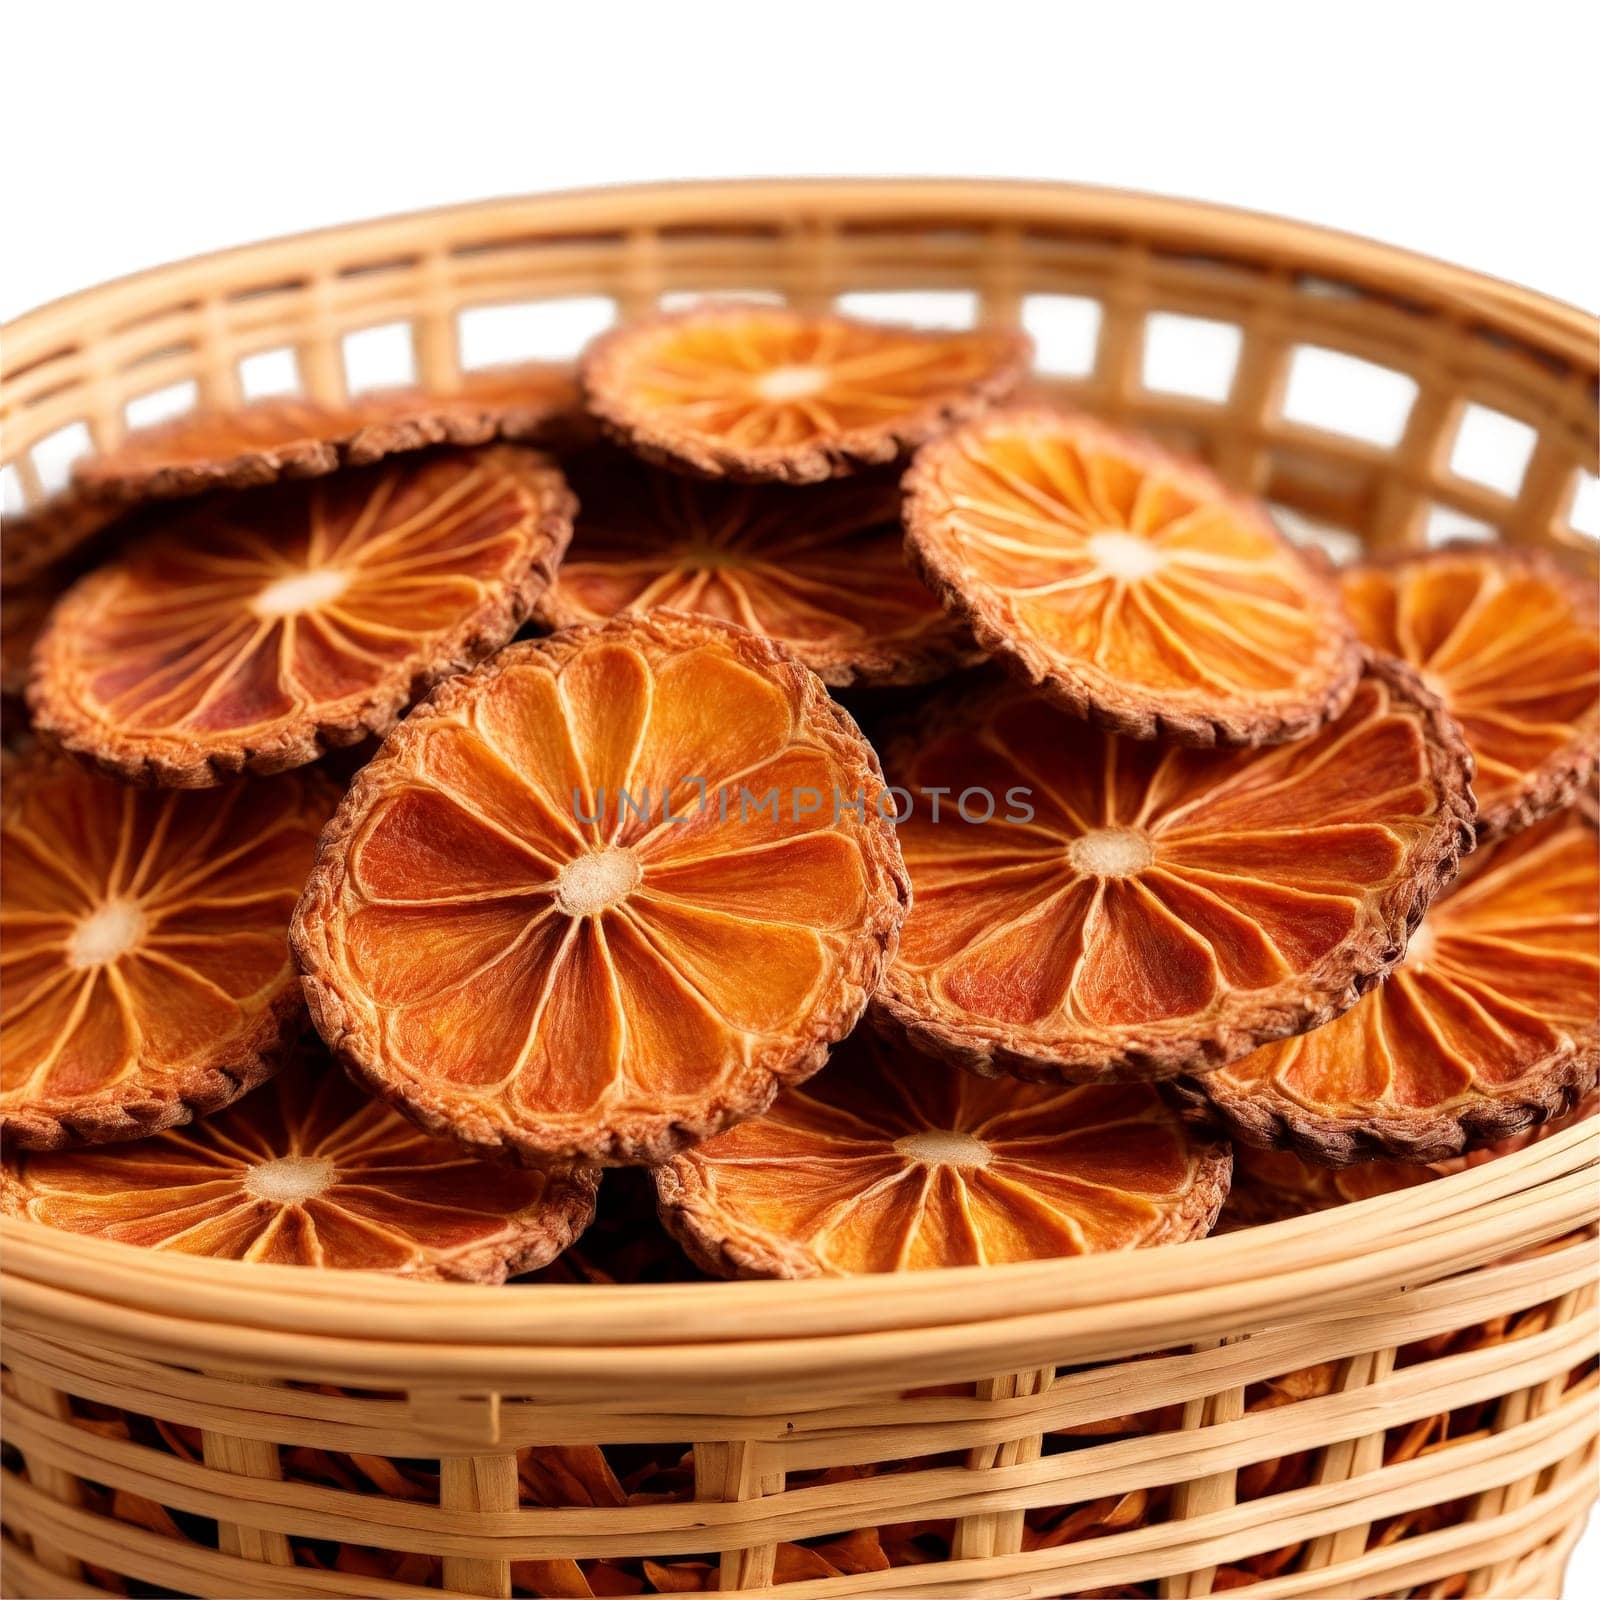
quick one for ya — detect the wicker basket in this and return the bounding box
[1,178,1596,1600]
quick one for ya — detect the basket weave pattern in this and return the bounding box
[1,179,1597,1600]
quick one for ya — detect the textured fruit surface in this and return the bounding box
[538,451,973,685]
[904,409,1362,745]
[31,446,573,784]
[293,613,909,1167]
[1,753,329,1149]
[581,304,1028,482]
[1,1056,598,1279]
[1221,1088,1599,1226]
[1342,547,1599,837]
[876,666,1474,1082]
[72,368,582,501]
[655,1030,1230,1276]
[1193,808,1599,1163]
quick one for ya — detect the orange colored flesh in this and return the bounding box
[292,614,908,1167]
[539,452,971,684]
[0,756,329,1146]
[33,447,569,779]
[1201,809,1599,1157]
[656,1031,1229,1276]
[1341,550,1600,835]
[583,306,1026,480]
[878,670,1471,1081]
[1,1058,597,1279]
[905,411,1360,744]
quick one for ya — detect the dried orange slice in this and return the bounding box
[874,661,1474,1082]
[0,1054,598,1279]
[580,304,1028,483]
[1341,547,1599,838]
[292,613,909,1167]
[904,409,1363,746]
[72,367,582,505]
[536,449,977,686]
[654,1029,1230,1276]
[1222,1089,1600,1226]
[0,751,330,1150]
[1188,806,1599,1163]
[1,493,124,586]
[30,445,574,785]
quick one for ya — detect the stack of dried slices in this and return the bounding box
[3,301,1596,1593]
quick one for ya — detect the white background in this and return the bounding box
[4,0,1595,1591]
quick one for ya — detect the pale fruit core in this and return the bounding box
[1406,922,1437,970]
[243,1156,337,1204]
[67,899,147,969]
[1071,827,1155,879]
[556,848,642,916]
[1087,531,1164,581]
[252,568,350,619]
[754,364,828,403]
[895,1131,993,1169]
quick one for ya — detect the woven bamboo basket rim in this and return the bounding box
[4,177,1595,375]
[1,1122,1594,1391]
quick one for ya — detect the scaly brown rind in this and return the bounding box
[0,1117,604,1284]
[291,611,911,1169]
[903,408,1367,748]
[652,1123,1233,1280]
[396,1164,602,1285]
[1,493,125,585]
[0,757,340,1152]
[580,304,1031,485]
[869,657,1478,1085]
[534,589,984,691]
[1343,542,1599,842]
[70,372,585,506]
[27,447,575,788]
[1175,1048,1599,1170]
[1172,802,1599,1167]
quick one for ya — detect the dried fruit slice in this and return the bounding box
[292,613,909,1166]
[0,1055,598,1279]
[1222,1089,1600,1226]
[0,751,331,1149]
[2,370,583,585]
[30,446,574,785]
[1341,547,1599,838]
[536,450,977,686]
[903,409,1363,745]
[581,304,1028,483]
[654,1030,1230,1277]
[874,662,1474,1082]
[73,367,583,505]
[1187,807,1599,1163]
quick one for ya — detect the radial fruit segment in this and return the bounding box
[291,612,910,1167]
[1221,1089,1600,1227]
[1190,807,1600,1163]
[30,445,575,784]
[0,1055,599,1280]
[537,450,976,685]
[654,1029,1231,1277]
[1341,547,1599,838]
[903,409,1363,746]
[874,664,1474,1083]
[0,752,331,1150]
[580,304,1030,482]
